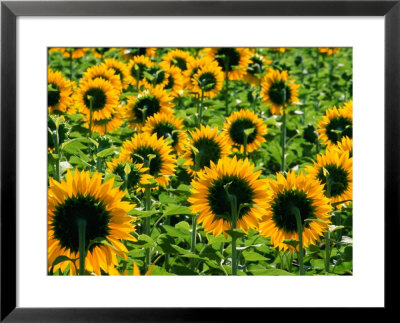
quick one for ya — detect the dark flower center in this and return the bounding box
[165,75,175,90]
[145,66,166,86]
[268,81,291,106]
[271,189,315,233]
[216,48,241,72]
[131,146,162,175]
[133,96,161,123]
[83,88,107,111]
[48,83,61,107]
[325,117,353,144]
[111,67,124,82]
[190,137,222,170]
[130,63,147,81]
[52,194,111,253]
[317,164,350,198]
[171,56,187,71]
[129,48,148,56]
[248,56,264,76]
[114,163,142,189]
[207,175,254,223]
[197,72,217,91]
[229,118,258,145]
[152,122,178,148]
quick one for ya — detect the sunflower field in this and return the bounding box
[48,47,353,276]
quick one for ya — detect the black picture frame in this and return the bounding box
[1,0,398,321]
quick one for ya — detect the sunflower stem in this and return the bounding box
[70,55,73,81]
[243,132,248,158]
[324,179,332,273]
[291,206,305,275]
[315,50,319,90]
[281,111,287,171]
[226,191,238,276]
[77,218,87,276]
[144,186,152,272]
[88,96,94,138]
[190,214,198,271]
[224,57,230,116]
[53,121,61,181]
[198,88,205,126]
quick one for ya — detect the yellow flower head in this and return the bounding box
[126,55,154,87]
[260,68,300,115]
[259,171,332,252]
[318,48,340,56]
[316,101,353,148]
[74,77,120,121]
[189,156,269,237]
[48,68,73,115]
[305,148,353,208]
[203,47,252,81]
[182,125,231,177]
[81,65,123,94]
[161,49,195,72]
[223,109,267,154]
[124,85,174,131]
[119,132,177,187]
[48,169,137,275]
[101,58,131,90]
[142,112,188,154]
[243,51,272,85]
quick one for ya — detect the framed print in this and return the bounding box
[1,0,398,321]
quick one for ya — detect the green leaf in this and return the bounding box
[136,234,156,248]
[244,128,255,136]
[248,268,295,276]
[242,251,268,262]
[163,205,193,216]
[51,255,76,268]
[225,228,247,239]
[96,147,116,158]
[129,209,159,218]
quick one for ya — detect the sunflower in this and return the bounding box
[106,155,153,191]
[305,149,352,207]
[184,56,219,88]
[142,64,170,89]
[119,133,177,187]
[260,68,300,115]
[48,169,137,275]
[336,136,353,157]
[49,47,89,59]
[101,58,131,90]
[223,109,267,154]
[91,48,111,59]
[188,156,269,237]
[316,101,353,148]
[126,55,154,88]
[182,125,231,177]
[318,48,340,56]
[124,86,173,130]
[161,49,195,72]
[48,68,73,114]
[82,111,124,135]
[120,48,157,61]
[204,47,252,80]
[142,112,188,154]
[243,51,272,86]
[190,62,224,98]
[259,171,332,252]
[159,61,185,97]
[81,65,123,94]
[74,77,120,121]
